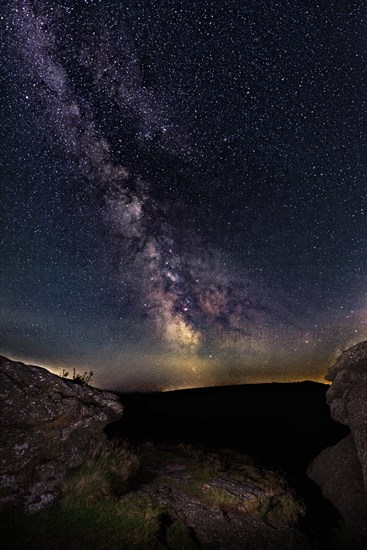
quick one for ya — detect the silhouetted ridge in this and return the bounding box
[109,382,348,474]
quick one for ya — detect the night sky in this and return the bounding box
[1,0,367,390]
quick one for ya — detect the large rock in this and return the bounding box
[307,341,367,541]
[307,435,367,538]
[0,356,123,513]
[326,341,367,489]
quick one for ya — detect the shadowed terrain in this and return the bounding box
[106,382,350,548]
[0,359,357,549]
[110,382,348,474]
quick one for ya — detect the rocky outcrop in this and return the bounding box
[138,481,309,550]
[307,435,367,538]
[307,341,367,540]
[137,445,310,550]
[0,356,123,513]
[326,341,367,489]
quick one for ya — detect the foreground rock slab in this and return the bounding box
[136,444,310,550]
[139,482,309,550]
[0,356,123,513]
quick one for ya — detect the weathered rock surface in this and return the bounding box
[307,435,367,538]
[326,341,367,489]
[0,356,123,513]
[308,341,367,541]
[202,476,266,504]
[138,481,309,550]
[137,445,310,550]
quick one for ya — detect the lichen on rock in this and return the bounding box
[0,355,123,513]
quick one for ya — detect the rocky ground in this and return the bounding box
[2,346,367,549]
[0,438,311,549]
[0,355,310,549]
[132,443,310,549]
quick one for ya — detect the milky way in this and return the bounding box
[1,0,367,389]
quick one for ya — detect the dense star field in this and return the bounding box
[1,0,367,390]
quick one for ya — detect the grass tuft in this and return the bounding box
[62,438,140,505]
[201,485,243,510]
[0,494,166,549]
[165,518,199,549]
[248,491,305,527]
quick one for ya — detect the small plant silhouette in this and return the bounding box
[59,367,94,386]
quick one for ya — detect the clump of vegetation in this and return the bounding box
[248,490,305,527]
[201,485,243,510]
[62,439,140,505]
[0,494,168,550]
[165,518,199,550]
[60,367,94,385]
[178,443,228,472]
